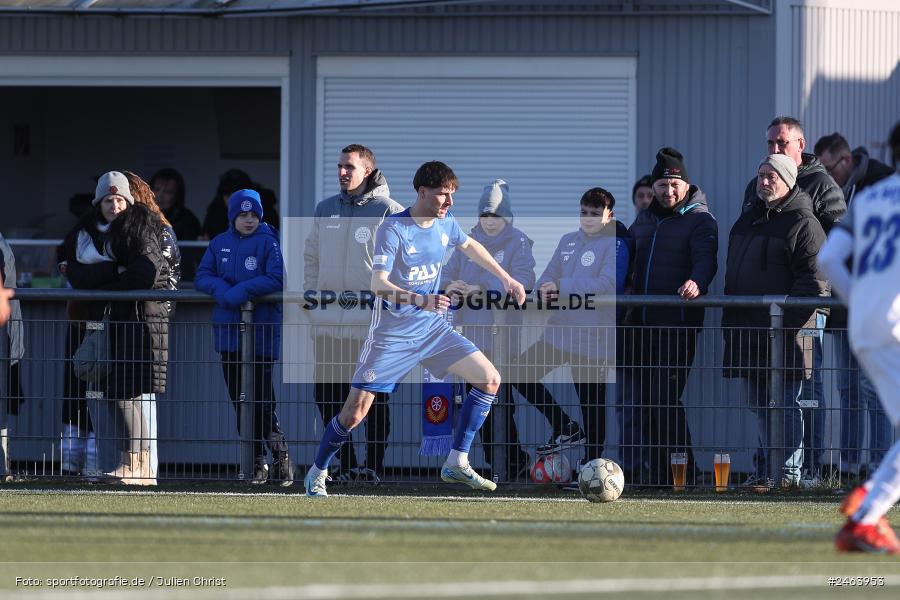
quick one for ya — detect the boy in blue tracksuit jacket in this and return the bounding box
[509,187,631,464]
[195,189,294,486]
[441,179,536,479]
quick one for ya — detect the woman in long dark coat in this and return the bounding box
[62,171,170,485]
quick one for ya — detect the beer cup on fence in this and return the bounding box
[714,453,731,492]
[670,452,688,491]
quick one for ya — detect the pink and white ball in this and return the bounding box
[530,453,572,484]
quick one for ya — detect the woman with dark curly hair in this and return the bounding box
[123,171,181,482]
[61,171,171,485]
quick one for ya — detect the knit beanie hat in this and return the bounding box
[651,147,689,183]
[228,189,264,225]
[759,154,798,189]
[478,179,513,220]
[92,171,134,206]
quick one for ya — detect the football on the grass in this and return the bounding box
[578,458,624,502]
[530,453,571,484]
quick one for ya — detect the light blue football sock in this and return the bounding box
[314,416,351,470]
[452,387,495,453]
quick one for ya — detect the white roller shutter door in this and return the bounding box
[317,56,636,273]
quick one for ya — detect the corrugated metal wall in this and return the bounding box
[290,13,776,277]
[0,16,291,54]
[790,1,900,160]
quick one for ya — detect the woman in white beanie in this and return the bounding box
[60,171,170,485]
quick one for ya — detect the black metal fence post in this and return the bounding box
[767,297,786,485]
[238,301,255,481]
[491,323,508,483]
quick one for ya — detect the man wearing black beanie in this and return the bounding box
[622,147,718,487]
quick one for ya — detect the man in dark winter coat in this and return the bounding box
[742,117,846,232]
[814,132,896,479]
[741,116,845,486]
[625,147,718,486]
[723,154,828,489]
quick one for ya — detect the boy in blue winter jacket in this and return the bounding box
[195,189,294,486]
[510,187,631,464]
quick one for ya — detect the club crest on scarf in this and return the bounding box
[425,394,449,425]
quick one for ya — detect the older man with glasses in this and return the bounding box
[739,116,847,489]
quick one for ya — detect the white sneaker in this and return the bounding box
[304,467,329,497]
[440,462,497,491]
[799,470,822,489]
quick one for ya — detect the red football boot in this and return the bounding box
[839,486,900,549]
[835,518,900,555]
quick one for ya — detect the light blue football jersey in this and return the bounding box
[369,208,468,339]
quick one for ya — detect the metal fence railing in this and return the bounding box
[2,290,895,489]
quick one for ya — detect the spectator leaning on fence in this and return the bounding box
[123,170,181,483]
[742,117,846,486]
[511,187,628,467]
[195,188,294,486]
[302,144,402,484]
[722,154,828,489]
[441,179,536,480]
[814,132,895,481]
[625,147,718,487]
[61,171,171,485]
[506,187,625,465]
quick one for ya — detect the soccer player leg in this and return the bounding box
[847,349,900,533]
[306,387,375,497]
[429,341,498,491]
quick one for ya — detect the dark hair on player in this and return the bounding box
[413,161,459,191]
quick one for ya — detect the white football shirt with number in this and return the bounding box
[840,173,900,350]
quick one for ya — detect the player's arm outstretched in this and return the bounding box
[457,237,527,305]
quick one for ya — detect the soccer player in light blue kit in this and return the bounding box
[304,161,527,496]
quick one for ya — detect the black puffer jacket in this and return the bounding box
[722,186,828,379]
[742,153,846,233]
[63,204,171,397]
[627,186,718,327]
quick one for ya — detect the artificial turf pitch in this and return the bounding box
[0,484,898,598]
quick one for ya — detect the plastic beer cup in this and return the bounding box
[670,452,688,491]
[714,453,731,492]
